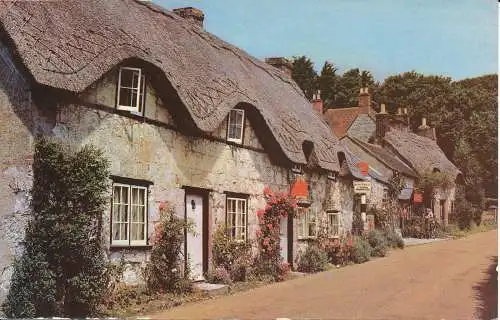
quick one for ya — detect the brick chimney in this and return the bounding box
[173,7,204,28]
[416,117,436,140]
[358,87,371,114]
[312,90,323,113]
[265,57,293,77]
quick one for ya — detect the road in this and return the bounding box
[150,230,497,320]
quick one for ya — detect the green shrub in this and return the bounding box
[297,245,329,273]
[2,139,110,318]
[383,229,405,249]
[211,226,252,282]
[472,207,483,226]
[350,237,372,264]
[456,198,474,230]
[144,203,193,295]
[367,230,389,257]
[205,266,232,285]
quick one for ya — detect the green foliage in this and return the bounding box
[297,245,329,273]
[416,169,453,192]
[3,138,110,318]
[318,61,338,108]
[253,187,295,281]
[366,230,388,257]
[383,229,405,249]
[144,203,193,294]
[211,225,252,282]
[454,191,475,230]
[318,236,354,266]
[291,56,317,100]
[350,237,372,264]
[402,216,439,239]
[334,68,377,107]
[205,266,232,285]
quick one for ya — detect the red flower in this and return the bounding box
[257,209,265,219]
[267,223,273,229]
[256,229,262,237]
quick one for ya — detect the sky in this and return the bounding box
[156,0,498,81]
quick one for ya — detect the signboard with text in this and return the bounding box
[353,181,371,194]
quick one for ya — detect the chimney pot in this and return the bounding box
[312,90,323,113]
[397,107,402,115]
[421,117,427,127]
[173,7,205,28]
[379,103,387,114]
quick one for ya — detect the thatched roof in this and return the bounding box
[0,0,342,171]
[384,130,460,178]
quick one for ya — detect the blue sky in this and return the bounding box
[157,0,498,81]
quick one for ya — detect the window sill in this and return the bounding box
[298,236,317,241]
[110,245,152,251]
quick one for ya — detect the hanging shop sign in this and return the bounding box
[413,192,423,203]
[356,162,369,176]
[353,181,371,194]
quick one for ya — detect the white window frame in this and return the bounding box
[327,211,341,238]
[297,207,317,239]
[117,67,145,113]
[226,109,245,144]
[111,183,148,247]
[226,197,247,242]
[292,164,303,174]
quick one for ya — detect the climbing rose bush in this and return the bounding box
[253,186,297,281]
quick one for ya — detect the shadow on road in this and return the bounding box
[474,256,498,320]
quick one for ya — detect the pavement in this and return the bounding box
[149,230,498,320]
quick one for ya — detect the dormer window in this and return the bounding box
[327,171,337,181]
[227,109,244,144]
[291,164,303,174]
[117,67,146,114]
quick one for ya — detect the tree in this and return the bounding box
[291,56,317,100]
[334,68,377,107]
[318,61,338,110]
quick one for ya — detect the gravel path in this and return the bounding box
[149,230,497,320]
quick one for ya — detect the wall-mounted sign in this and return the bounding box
[290,176,309,199]
[413,192,423,203]
[353,181,371,194]
[356,162,369,176]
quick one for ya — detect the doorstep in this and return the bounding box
[193,282,229,297]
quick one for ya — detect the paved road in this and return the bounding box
[150,230,497,319]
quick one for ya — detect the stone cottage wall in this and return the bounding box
[0,53,353,293]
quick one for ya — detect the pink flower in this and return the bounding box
[257,209,265,219]
[267,223,273,229]
[159,202,166,211]
[256,229,262,237]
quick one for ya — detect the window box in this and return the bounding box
[227,109,245,144]
[117,67,146,115]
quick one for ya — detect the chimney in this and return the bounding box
[173,7,204,28]
[358,87,371,114]
[312,90,323,113]
[416,117,436,140]
[265,57,293,77]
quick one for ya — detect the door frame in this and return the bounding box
[183,186,211,276]
[287,214,293,266]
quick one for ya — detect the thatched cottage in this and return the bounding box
[0,0,359,296]
[325,90,462,226]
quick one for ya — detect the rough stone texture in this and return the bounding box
[0,42,39,302]
[347,114,376,142]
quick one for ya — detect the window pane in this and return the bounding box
[138,188,145,205]
[120,69,134,87]
[113,223,120,240]
[121,187,128,203]
[121,204,128,222]
[113,186,121,203]
[119,88,132,106]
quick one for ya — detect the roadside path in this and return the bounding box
[150,230,497,319]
